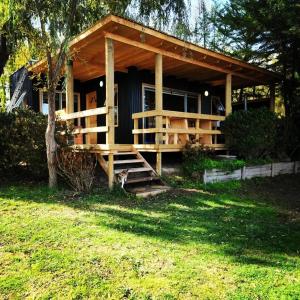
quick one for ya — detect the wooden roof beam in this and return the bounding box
[109,15,280,79]
[104,32,266,84]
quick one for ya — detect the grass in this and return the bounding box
[0,175,300,299]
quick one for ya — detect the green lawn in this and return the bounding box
[0,175,300,299]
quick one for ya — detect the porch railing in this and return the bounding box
[56,107,108,143]
[132,110,225,147]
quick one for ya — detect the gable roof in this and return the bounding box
[29,14,281,87]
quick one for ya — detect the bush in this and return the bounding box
[221,108,278,160]
[0,108,48,179]
[56,148,97,192]
[182,142,245,177]
[276,115,300,160]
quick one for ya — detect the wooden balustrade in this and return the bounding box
[132,109,225,146]
[56,107,108,140]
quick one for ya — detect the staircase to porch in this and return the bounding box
[97,148,170,197]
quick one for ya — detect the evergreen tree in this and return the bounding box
[214,0,300,116]
[193,0,211,48]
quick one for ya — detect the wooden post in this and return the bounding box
[203,169,207,185]
[195,119,200,142]
[156,152,162,176]
[66,59,74,114]
[241,166,246,180]
[134,119,138,144]
[270,83,275,112]
[108,153,114,189]
[155,54,163,175]
[174,133,178,144]
[155,54,163,144]
[105,38,115,145]
[271,162,275,177]
[225,73,232,116]
[165,116,170,144]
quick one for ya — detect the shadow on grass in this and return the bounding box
[1,176,300,267]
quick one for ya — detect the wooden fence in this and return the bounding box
[203,161,300,184]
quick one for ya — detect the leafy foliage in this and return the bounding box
[0,108,47,178]
[221,108,278,160]
[182,142,245,177]
[213,0,300,116]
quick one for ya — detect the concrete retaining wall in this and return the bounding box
[203,161,300,184]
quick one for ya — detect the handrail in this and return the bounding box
[132,110,225,121]
[132,109,225,146]
[59,107,108,121]
[132,128,221,134]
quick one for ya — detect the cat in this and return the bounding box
[117,169,129,188]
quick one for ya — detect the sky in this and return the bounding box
[188,0,224,27]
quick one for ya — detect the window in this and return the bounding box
[142,84,201,143]
[142,84,200,114]
[39,90,80,115]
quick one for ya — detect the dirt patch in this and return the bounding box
[241,174,300,212]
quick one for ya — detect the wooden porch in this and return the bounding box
[30,15,280,188]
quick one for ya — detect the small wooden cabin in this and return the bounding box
[11,14,280,188]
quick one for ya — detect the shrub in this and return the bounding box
[56,148,97,192]
[182,142,245,177]
[276,115,300,160]
[0,108,48,178]
[221,108,278,160]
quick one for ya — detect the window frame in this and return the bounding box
[142,83,200,114]
[39,89,81,115]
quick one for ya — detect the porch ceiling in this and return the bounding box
[29,14,281,88]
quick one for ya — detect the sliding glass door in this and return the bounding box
[142,84,200,143]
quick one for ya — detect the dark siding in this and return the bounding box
[120,67,142,144]
[10,67,37,110]
[11,66,222,144]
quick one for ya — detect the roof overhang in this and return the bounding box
[29,14,281,88]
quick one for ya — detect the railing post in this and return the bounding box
[225,73,232,116]
[105,37,115,146]
[134,118,138,144]
[165,116,169,144]
[195,119,200,143]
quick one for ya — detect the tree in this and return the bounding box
[0,0,10,77]
[7,0,188,188]
[213,0,300,117]
[193,0,211,48]
[9,0,79,187]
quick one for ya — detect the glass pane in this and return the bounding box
[42,92,49,114]
[143,88,155,143]
[187,96,198,113]
[163,93,184,111]
[62,93,66,109]
[144,88,155,111]
[55,93,60,110]
[74,94,78,112]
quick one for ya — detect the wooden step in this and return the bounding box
[126,185,171,198]
[114,152,136,155]
[126,176,160,184]
[114,167,152,174]
[114,159,144,164]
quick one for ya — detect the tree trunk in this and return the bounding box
[46,89,57,188]
[0,23,10,77]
